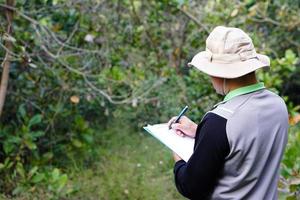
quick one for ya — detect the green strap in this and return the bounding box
[223,82,265,102]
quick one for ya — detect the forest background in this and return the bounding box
[0,0,300,199]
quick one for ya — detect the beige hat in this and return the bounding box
[188,26,270,79]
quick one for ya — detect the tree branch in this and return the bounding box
[178,6,209,34]
[0,0,15,118]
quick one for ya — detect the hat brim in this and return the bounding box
[187,52,270,79]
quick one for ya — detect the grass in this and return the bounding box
[5,119,299,199]
[68,122,184,200]
[1,120,183,200]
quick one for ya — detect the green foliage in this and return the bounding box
[67,119,183,200]
[258,50,297,91]
[0,103,95,197]
[0,0,299,199]
[279,124,300,199]
[257,49,299,115]
[11,167,70,197]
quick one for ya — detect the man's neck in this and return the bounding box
[228,80,258,91]
[226,73,258,92]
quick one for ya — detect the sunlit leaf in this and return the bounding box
[70,95,80,104]
[29,63,38,68]
[3,33,16,43]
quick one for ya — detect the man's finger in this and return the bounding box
[171,123,184,131]
[176,130,185,137]
[167,116,176,125]
[167,116,177,128]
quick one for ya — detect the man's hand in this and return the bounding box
[167,116,197,138]
[173,152,183,162]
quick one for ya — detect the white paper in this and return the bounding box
[143,123,195,162]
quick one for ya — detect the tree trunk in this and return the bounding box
[0,0,15,118]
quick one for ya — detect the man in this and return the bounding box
[168,26,289,199]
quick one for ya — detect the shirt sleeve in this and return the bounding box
[173,112,230,199]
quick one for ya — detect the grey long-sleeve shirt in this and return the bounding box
[174,88,288,200]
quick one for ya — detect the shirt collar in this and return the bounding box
[223,82,265,102]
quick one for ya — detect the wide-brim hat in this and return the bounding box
[188,26,270,79]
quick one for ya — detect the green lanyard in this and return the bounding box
[223,82,265,102]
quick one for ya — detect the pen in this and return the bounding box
[169,105,189,129]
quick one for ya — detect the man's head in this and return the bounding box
[188,26,270,94]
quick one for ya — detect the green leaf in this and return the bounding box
[57,174,68,192]
[82,134,93,144]
[16,162,25,179]
[72,139,83,148]
[42,152,54,161]
[285,49,296,61]
[28,114,42,127]
[39,17,50,26]
[52,168,60,181]
[28,166,39,178]
[111,67,125,81]
[8,136,22,144]
[29,63,38,69]
[12,186,25,195]
[24,139,37,150]
[3,141,15,154]
[31,131,45,139]
[18,104,26,119]
[31,173,45,183]
[4,158,13,169]
[0,163,5,170]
